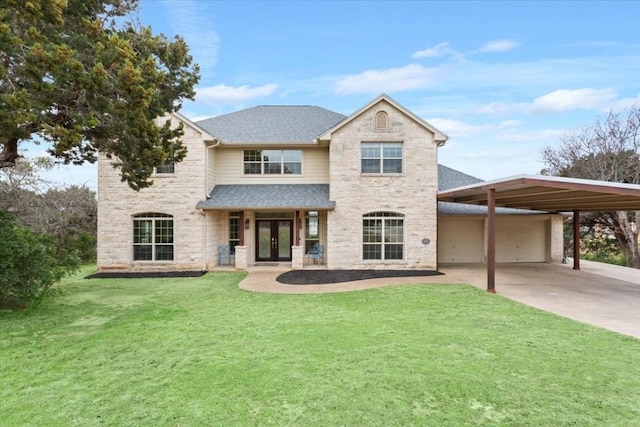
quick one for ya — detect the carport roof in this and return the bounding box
[437,174,640,212]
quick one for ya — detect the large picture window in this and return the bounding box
[133,213,174,261]
[361,142,402,174]
[244,150,302,175]
[363,212,404,260]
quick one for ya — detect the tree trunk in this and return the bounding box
[0,138,20,167]
[613,211,640,269]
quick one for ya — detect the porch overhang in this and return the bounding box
[196,184,336,210]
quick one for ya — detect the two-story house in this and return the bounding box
[97,94,563,271]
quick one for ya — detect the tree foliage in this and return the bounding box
[0,158,97,262]
[0,0,200,190]
[542,105,640,268]
[0,211,79,308]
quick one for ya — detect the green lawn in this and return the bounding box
[1,267,639,426]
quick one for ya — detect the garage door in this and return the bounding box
[496,219,547,262]
[438,219,483,263]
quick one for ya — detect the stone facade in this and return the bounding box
[325,99,440,269]
[97,114,213,271]
[96,95,564,272]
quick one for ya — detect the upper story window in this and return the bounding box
[155,161,175,174]
[133,213,174,261]
[361,142,402,174]
[244,150,302,175]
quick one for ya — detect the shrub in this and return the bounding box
[0,211,79,309]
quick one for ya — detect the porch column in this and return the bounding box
[239,210,245,245]
[487,188,496,293]
[573,210,580,270]
[295,210,301,246]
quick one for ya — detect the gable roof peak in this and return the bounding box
[317,93,448,144]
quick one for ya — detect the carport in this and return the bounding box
[438,174,640,293]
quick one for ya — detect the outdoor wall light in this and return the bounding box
[244,218,250,229]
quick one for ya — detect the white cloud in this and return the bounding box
[196,84,279,104]
[494,128,567,143]
[335,64,437,94]
[164,1,220,76]
[609,93,640,110]
[427,118,492,138]
[531,88,618,112]
[497,119,522,129]
[477,39,520,53]
[477,102,526,115]
[412,42,455,59]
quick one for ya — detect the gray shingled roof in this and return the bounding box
[196,106,346,143]
[196,184,335,210]
[438,164,483,191]
[437,165,543,215]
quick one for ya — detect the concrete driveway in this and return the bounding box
[439,261,640,339]
[239,260,640,339]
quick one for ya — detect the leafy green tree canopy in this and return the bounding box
[0,0,200,190]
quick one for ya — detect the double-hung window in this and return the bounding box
[361,142,402,174]
[244,150,302,175]
[363,212,404,260]
[133,213,174,261]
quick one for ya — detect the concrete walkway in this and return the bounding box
[237,261,640,339]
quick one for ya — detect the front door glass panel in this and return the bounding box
[255,219,293,261]
[278,221,291,259]
[258,221,272,259]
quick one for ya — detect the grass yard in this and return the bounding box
[1,267,639,426]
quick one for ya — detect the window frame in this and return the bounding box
[155,161,175,174]
[375,111,389,130]
[243,149,302,175]
[133,213,174,262]
[305,211,320,253]
[361,142,403,174]
[362,212,404,261]
[229,211,240,253]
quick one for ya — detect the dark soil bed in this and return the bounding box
[277,269,444,285]
[86,270,207,279]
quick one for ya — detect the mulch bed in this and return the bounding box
[85,270,207,279]
[276,269,444,285]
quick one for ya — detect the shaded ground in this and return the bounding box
[86,270,207,279]
[277,269,443,285]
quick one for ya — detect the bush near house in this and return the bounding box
[0,211,79,308]
[581,233,629,266]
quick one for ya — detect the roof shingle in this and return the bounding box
[196,106,346,143]
[196,184,335,210]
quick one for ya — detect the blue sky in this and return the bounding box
[37,0,640,189]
